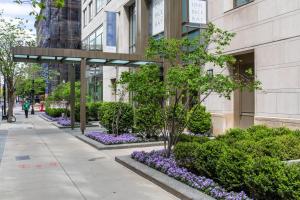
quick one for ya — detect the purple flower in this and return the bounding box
[85,131,140,145]
[131,150,252,200]
[41,113,71,127]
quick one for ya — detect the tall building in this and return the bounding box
[35,0,81,94]
[81,0,206,102]
[206,0,300,134]
[82,0,300,134]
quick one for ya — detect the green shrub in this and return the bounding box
[258,135,300,160]
[166,104,187,133]
[135,104,163,138]
[187,105,211,135]
[194,140,228,178]
[100,102,134,134]
[87,102,102,121]
[46,108,68,118]
[174,142,199,170]
[244,157,299,200]
[75,103,89,122]
[216,148,253,191]
[217,128,249,144]
[176,134,209,144]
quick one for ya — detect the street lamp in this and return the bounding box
[31,79,35,115]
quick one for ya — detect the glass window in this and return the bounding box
[89,32,96,50]
[88,1,93,21]
[95,25,103,50]
[234,0,251,8]
[96,0,106,13]
[129,3,137,53]
[83,8,87,27]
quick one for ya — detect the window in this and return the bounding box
[96,0,106,13]
[89,32,96,50]
[95,25,103,50]
[88,1,93,21]
[129,4,137,53]
[83,8,87,27]
[234,0,252,8]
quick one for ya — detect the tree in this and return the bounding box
[14,0,64,20]
[0,14,35,122]
[120,23,261,157]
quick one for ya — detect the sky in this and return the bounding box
[0,0,37,33]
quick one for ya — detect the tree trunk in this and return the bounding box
[7,78,15,123]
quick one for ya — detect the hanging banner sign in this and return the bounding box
[105,11,117,52]
[189,0,207,24]
[152,0,164,36]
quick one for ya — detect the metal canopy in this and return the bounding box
[12,47,161,66]
[12,46,162,133]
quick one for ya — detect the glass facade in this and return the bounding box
[87,66,103,102]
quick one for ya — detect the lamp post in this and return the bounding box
[31,79,35,115]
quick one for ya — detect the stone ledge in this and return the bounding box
[115,155,215,200]
[52,122,98,129]
[76,134,164,150]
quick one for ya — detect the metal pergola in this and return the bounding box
[12,47,162,133]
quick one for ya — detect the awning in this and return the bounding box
[12,47,161,67]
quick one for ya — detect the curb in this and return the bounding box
[115,155,215,200]
[76,134,164,150]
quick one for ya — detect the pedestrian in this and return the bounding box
[23,100,30,118]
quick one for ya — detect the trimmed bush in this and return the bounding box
[174,142,199,170]
[187,105,211,135]
[176,134,209,144]
[100,102,134,134]
[87,102,102,121]
[45,108,68,118]
[75,103,89,122]
[135,104,163,138]
[194,140,228,178]
[216,148,253,191]
[244,157,300,200]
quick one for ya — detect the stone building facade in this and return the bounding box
[206,0,300,134]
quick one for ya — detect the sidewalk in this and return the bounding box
[0,108,178,200]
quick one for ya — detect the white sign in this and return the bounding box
[189,0,207,24]
[152,0,164,35]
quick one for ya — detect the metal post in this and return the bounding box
[80,58,87,134]
[69,64,75,130]
[3,78,6,118]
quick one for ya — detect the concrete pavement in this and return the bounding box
[0,107,178,200]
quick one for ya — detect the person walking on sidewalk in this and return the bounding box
[23,100,30,118]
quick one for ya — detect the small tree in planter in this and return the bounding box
[120,23,261,157]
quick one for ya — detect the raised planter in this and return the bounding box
[76,134,164,150]
[115,155,215,200]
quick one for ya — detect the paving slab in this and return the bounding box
[0,106,179,200]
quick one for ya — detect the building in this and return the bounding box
[205,0,300,134]
[35,0,81,94]
[82,0,300,134]
[81,0,206,102]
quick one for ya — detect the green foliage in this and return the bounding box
[45,108,68,118]
[49,81,81,102]
[174,142,199,171]
[166,104,187,134]
[135,104,163,138]
[74,103,89,122]
[87,102,103,121]
[176,134,210,144]
[194,140,228,178]
[187,105,212,135]
[16,78,46,98]
[244,157,300,200]
[100,102,134,134]
[216,148,253,191]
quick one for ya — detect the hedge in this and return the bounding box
[187,104,212,135]
[45,108,68,118]
[173,125,300,200]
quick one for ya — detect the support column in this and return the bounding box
[164,0,182,39]
[80,58,87,134]
[69,64,75,130]
[136,0,149,54]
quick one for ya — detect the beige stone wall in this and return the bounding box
[207,0,300,135]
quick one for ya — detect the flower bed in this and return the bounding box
[131,150,251,200]
[85,131,141,145]
[41,113,71,127]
